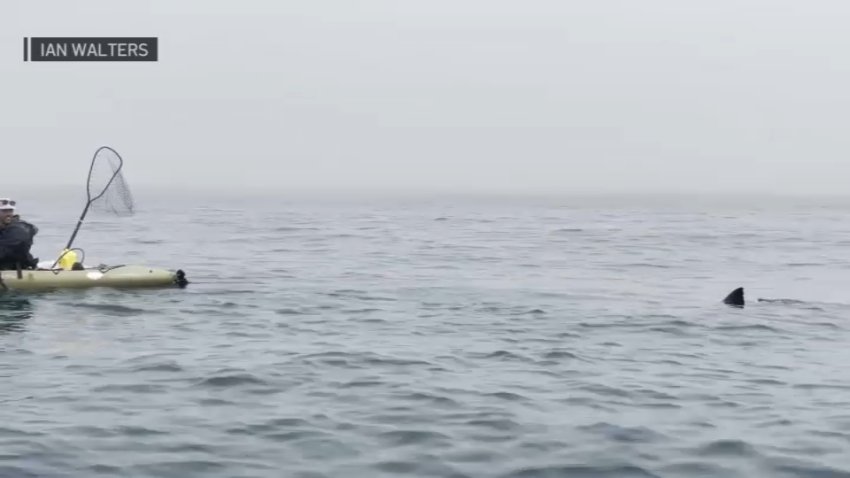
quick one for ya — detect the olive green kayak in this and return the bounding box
[0,265,188,291]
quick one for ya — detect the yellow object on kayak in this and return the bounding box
[58,249,77,270]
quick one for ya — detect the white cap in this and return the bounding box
[0,198,16,211]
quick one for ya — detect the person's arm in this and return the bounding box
[0,224,30,258]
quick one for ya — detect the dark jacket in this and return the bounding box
[0,216,39,270]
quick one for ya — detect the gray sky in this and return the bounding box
[3,0,850,196]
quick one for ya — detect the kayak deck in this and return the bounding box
[0,265,188,291]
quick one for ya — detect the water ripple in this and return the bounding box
[196,371,267,388]
[3,195,850,477]
[501,464,662,478]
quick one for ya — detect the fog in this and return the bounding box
[2,0,849,197]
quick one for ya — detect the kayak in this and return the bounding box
[0,265,188,292]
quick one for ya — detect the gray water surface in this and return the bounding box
[1,193,850,477]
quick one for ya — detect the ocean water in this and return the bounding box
[1,191,850,478]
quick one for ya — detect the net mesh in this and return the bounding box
[87,146,135,217]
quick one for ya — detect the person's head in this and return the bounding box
[0,198,16,225]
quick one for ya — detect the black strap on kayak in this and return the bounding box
[15,262,22,280]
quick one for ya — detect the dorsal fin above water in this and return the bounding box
[723,287,745,307]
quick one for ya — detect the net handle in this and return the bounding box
[61,146,125,254]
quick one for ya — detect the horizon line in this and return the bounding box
[11,185,850,197]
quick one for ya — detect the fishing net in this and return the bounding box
[86,146,135,217]
[59,146,136,254]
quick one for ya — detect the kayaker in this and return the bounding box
[0,199,39,270]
